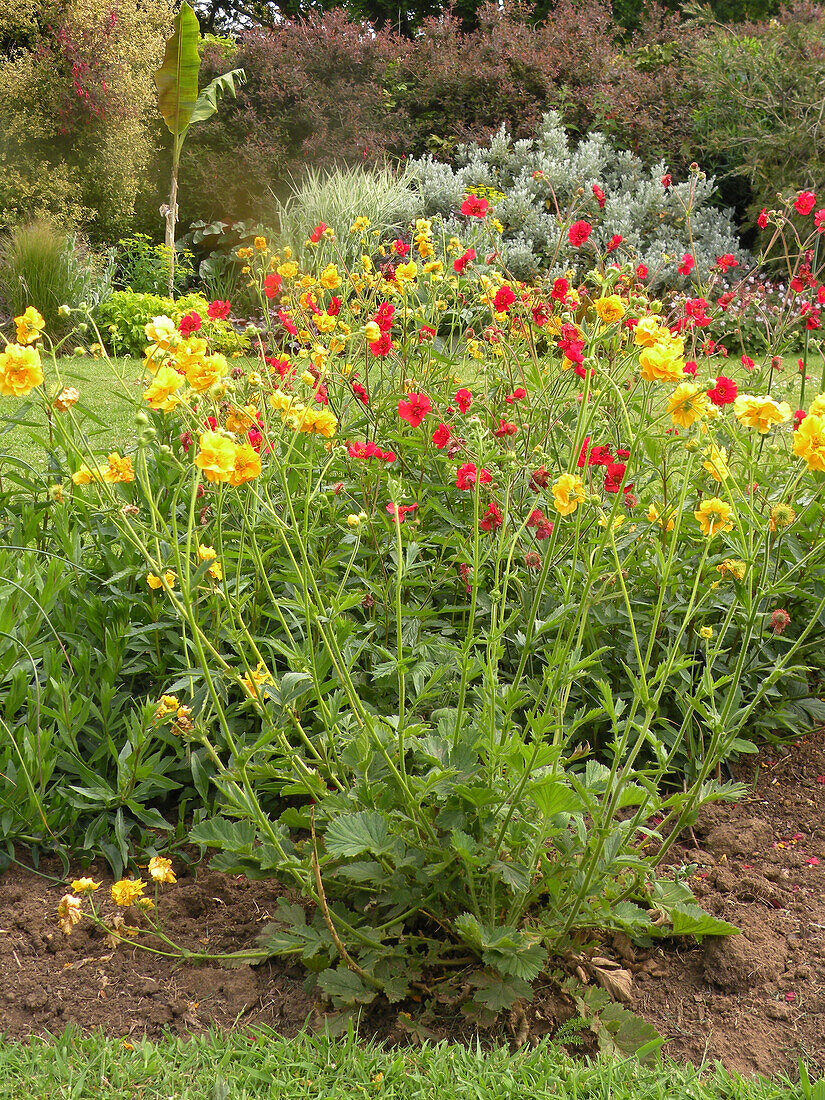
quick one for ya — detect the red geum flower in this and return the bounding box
[550,277,569,302]
[794,191,817,216]
[685,297,712,326]
[393,239,410,256]
[577,438,613,467]
[432,423,452,449]
[418,325,436,343]
[661,173,672,188]
[178,311,202,337]
[683,360,698,376]
[278,309,297,335]
[494,418,518,438]
[606,234,623,253]
[179,431,193,452]
[636,263,649,280]
[374,302,395,332]
[455,388,472,413]
[453,248,476,273]
[309,222,327,243]
[592,183,606,208]
[678,253,695,276]
[816,210,825,232]
[532,302,551,326]
[558,322,585,364]
[568,220,592,248]
[525,551,542,569]
[264,273,282,299]
[707,375,737,406]
[386,502,418,524]
[715,254,738,273]
[741,354,755,371]
[604,462,628,493]
[327,296,341,316]
[505,387,527,403]
[757,208,768,228]
[771,609,791,635]
[479,501,503,531]
[207,299,231,320]
[460,194,490,217]
[493,284,516,312]
[398,392,431,426]
[369,333,394,357]
[351,381,368,404]
[530,466,550,490]
[794,408,807,429]
[456,462,492,490]
[817,286,825,305]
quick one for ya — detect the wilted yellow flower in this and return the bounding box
[197,544,223,580]
[667,383,708,428]
[147,856,176,884]
[144,365,184,411]
[71,877,101,895]
[597,512,625,530]
[769,503,796,531]
[0,343,44,396]
[57,893,83,934]
[102,452,134,484]
[194,431,236,483]
[594,295,626,325]
[551,473,586,516]
[694,497,734,537]
[240,660,274,698]
[702,443,730,481]
[717,559,747,581]
[14,306,46,345]
[155,694,180,720]
[792,412,825,472]
[734,394,792,433]
[110,878,146,907]
[54,386,80,411]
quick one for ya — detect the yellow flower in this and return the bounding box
[315,313,336,334]
[717,559,747,581]
[702,443,730,481]
[646,503,676,532]
[633,316,668,348]
[395,261,418,285]
[144,315,178,350]
[54,386,79,411]
[792,412,825,472]
[699,626,713,640]
[733,394,792,433]
[277,260,299,279]
[229,443,262,486]
[14,306,46,345]
[71,877,101,895]
[694,497,734,537]
[186,352,227,394]
[639,342,684,383]
[102,452,134,484]
[110,878,146,907]
[198,544,223,580]
[0,343,44,396]
[57,894,83,935]
[597,512,625,530]
[667,383,708,428]
[72,463,103,485]
[807,393,825,417]
[195,432,236,484]
[173,337,208,374]
[144,365,184,411]
[594,295,626,325]
[769,503,796,532]
[300,407,338,438]
[240,661,274,698]
[253,235,268,251]
[350,216,371,233]
[146,573,162,589]
[364,321,381,342]
[147,856,176,884]
[551,473,586,516]
[319,264,341,290]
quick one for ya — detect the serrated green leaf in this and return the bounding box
[317,967,377,1007]
[323,810,393,858]
[668,903,739,938]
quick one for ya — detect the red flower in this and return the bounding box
[592,183,606,209]
[505,387,527,403]
[577,438,613,467]
[530,467,550,490]
[685,297,712,327]
[550,277,569,302]
[741,354,755,371]
[568,220,592,248]
[818,286,825,305]
[247,428,263,451]
[456,463,492,490]
[386,502,418,524]
[794,191,817,216]
[375,302,395,332]
[683,360,698,376]
[493,284,516,312]
[460,194,490,217]
[816,210,825,232]
[351,381,368,405]
[418,325,436,343]
[432,423,452,449]
[661,173,672,189]
[453,248,476,273]
[178,311,202,337]
[327,296,341,316]
[707,375,737,406]
[636,264,648,280]
[207,299,231,320]
[526,508,554,540]
[532,303,550,326]
[794,409,807,429]
[494,419,517,438]
[369,333,394,357]
[264,273,282,299]
[558,323,584,365]
[309,223,327,243]
[770,609,791,635]
[757,208,768,229]
[393,239,410,256]
[715,254,738,273]
[278,310,297,336]
[604,462,628,493]
[525,551,542,569]
[455,388,472,413]
[348,440,395,462]
[398,392,431,426]
[678,253,695,277]
[479,501,503,531]
[606,234,623,253]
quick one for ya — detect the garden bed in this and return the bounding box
[1,730,822,1077]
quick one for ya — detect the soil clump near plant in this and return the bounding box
[0,729,823,1077]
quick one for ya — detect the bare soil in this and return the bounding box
[1,729,823,1077]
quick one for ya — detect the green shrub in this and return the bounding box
[96,290,250,357]
[114,234,195,297]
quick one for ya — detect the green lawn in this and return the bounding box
[0,1029,807,1100]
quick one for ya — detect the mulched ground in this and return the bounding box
[1,729,823,1077]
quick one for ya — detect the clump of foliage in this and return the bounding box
[96,290,249,357]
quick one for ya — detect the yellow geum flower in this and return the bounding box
[54,386,80,411]
[102,452,134,484]
[364,321,381,343]
[702,443,730,481]
[0,343,44,396]
[633,315,669,348]
[57,893,83,935]
[807,393,825,417]
[733,394,792,433]
[792,412,825,472]
[110,878,146,907]
[769,503,796,531]
[144,315,178,350]
[319,264,341,290]
[15,306,46,345]
[72,463,104,485]
[197,544,223,580]
[315,313,336,334]
[694,497,734,537]
[647,503,676,532]
[277,260,299,279]
[594,295,626,325]
[147,856,176,884]
[551,473,586,516]
[253,235,268,251]
[144,365,184,411]
[186,352,227,394]
[350,216,371,233]
[699,626,713,640]
[667,383,708,428]
[717,559,747,581]
[240,661,275,699]
[195,432,236,484]
[229,443,262,486]
[71,878,101,894]
[639,342,684,383]
[395,261,418,285]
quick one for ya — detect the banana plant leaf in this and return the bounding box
[154,1,202,147]
[190,69,245,126]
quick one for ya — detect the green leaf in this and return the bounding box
[189,69,245,125]
[668,903,739,939]
[190,815,256,852]
[323,810,393,858]
[317,967,377,1007]
[469,971,532,1013]
[154,1,202,143]
[529,777,581,818]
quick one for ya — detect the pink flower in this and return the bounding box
[178,311,202,336]
[770,609,790,635]
[386,502,418,524]
[794,191,817,216]
[461,194,490,217]
[207,300,231,320]
[398,392,431,426]
[568,220,592,248]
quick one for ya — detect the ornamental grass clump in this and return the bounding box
[4,187,825,1029]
